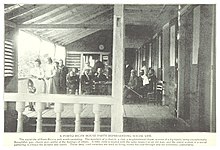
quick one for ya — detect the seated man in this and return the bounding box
[124,69,142,99]
[148,68,157,92]
[81,69,93,95]
[92,67,107,95]
[66,68,79,94]
[139,69,149,97]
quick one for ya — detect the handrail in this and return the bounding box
[4,93,114,105]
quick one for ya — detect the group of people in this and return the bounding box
[27,58,69,110]
[27,57,157,109]
[124,61,157,99]
[80,60,112,95]
[29,58,68,95]
[28,57,112,96]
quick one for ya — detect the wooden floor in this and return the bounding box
[23,104,172,119]
[18,79,190,132]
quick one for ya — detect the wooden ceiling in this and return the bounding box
[5,4,178,46]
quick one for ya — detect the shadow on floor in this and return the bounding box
[123,117,191,132]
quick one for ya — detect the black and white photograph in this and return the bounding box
[1,0,217,148]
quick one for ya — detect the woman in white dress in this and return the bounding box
[44,57,57,94]
[30,59,46,94]
[29,59,46,111]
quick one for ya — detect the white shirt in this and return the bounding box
[30,66,44,78]
[141,74,149,85]
[141,66,147,75]
[45,64,55,78]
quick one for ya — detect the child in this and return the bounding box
[27,79,36,111]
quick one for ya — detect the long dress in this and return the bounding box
[30,66,46,94]
[29,66,46,110]
[45,64,57,94]
[53,67,60,94]
[59,65,68,94]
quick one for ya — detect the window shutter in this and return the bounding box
[4,40,14,77]
[66,52,81,71]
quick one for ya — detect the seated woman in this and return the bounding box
[103,61,112,81]
[27,79,36,111]
[93,67,107,82]
[66,68,79,94]
[148,68,157,92]
[81,69,93,95]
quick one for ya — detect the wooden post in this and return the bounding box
[54,103,64,132]
[93,104,101,132]
[210,5,216,132]
[35,102,46,132]
[4,101,8,111]
[74,104,82,132]
[16,101,25,132]
[111,4,124,132]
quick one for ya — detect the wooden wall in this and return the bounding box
[143,5,215,132]
[178,5,215,131]
[178,9,193,123]
[65,30,113,53]
[162,23,170,106]
[4,26,18,110]
[197,5,215,131]
[4,26,18,93]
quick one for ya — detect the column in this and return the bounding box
[93,104,101,132]
[16,101,25,132]
[111,4,124,132]
[74,104,82,132]
[35,102,46,132]
[54,103,64,132]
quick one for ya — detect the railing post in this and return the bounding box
[35,102,46,132]
[54,103,64,132]
[16,101,25,132]
[93,104,101,132]
[74,104,82,132]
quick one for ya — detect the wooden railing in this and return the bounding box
[4,93,114,132]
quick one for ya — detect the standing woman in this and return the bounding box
[58,59,68,94]
[29,59,46,110]
[45,57,57,94]
[30,59,46,94]
[53,61,60,94]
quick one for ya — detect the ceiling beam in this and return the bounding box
[32,6,113,36]
[61,29,100,45]
[52,29,85,42]
[18,24,112,29]
[48,29,78,39]
[4,4,24,13]
[5,5,45,20]
[54,29,90,44]
[125,5,164,11]
[5,20,16,28]
[21,30,63,46]
[63,30,100,45]
[50,19,112,43]
[17,5,62,24]
[28,5,82,24]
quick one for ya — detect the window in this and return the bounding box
[170,25,176,66]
